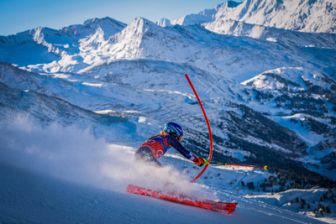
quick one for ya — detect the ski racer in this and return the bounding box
[135,122,208,167]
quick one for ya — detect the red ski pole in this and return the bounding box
[185,74,213,183]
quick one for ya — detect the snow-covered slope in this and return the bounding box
[214,0,336,33]
[246,188,336,223]
[0,61,309,168]
[0,150,326,224]
[0,63,137,144]
[78,60,313,162]
[1,43,334,179]
[204,19,336,49]
[240,67,336,180]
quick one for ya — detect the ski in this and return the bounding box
[127,184,237,214]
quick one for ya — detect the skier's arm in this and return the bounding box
[168,136,207,167]
[168,136,203,162]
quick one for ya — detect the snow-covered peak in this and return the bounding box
[114,17,160,41]
[105,17,164,58]
[172,8,217,26]
[83,17,121,26]
[10,26,60,43]
[62,17,126,39]
[129,17,159,32]
[0,27,63,66]
[169,1,241,26]
[79,27,107,52]
[204,19,336,49]
[214,0,336,33]
[32,26,45,44]
[0,17,127,68]
[156,18,172,27]
[241,67,335,92]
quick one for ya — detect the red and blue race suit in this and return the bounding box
[136,133,195,164]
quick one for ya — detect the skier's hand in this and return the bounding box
[192,157,208,167]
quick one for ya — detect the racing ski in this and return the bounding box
[127,184,237,214]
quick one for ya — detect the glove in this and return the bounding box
[192,156,208,167]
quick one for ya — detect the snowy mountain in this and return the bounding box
[16,17,334,83]
[164,0,336,48]
[241,67,336,180]
[0,17,126,67]
[204,19,336,49]
[171,8,217,26]
[2,12,335,81]
[0,63,137,144]
[62,17,126,39]
[164,0,336,34]
[158,1,241,27]
[156,18,172,27]
[213,0,336,33]
[1,58,334,184]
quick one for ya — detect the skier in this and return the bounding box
[135,122,208,167]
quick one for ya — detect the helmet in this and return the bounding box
[163,122,183,141]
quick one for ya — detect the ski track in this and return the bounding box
[0,163,325,224]
[216,189,314,224]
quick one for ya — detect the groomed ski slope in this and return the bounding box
[0,163,324,224]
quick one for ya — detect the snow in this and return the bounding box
[2,12,335,83]
[95,109,116,114]
[62,17,126,39]
[214,0,336,33]
[167,1,240,27]
[204,19,336,49]
[172,8,217,26]
[0,163,325,224]
[0,116,325,224]
[143,88,192,97]
[156,18,172,27]
[52,73,70,79]
[3,17,333,83]
[245,189,336,224]
[82,81,103,87]
[0,105,332,222]
[272,116,324,146]
[138,116,147,123]
[241,67,333,92]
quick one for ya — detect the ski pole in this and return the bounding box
[212,162,268,171]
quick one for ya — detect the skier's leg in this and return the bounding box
[135,147,162,167]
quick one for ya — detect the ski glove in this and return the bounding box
[192,156,208,167]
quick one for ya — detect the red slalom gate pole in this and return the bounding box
[185,74,213,183]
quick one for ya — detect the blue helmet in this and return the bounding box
[163,122,183,141]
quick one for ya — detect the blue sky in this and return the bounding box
[0,0,229,35]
